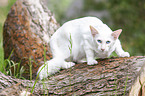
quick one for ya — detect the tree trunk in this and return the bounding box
[0,56,145,96]
[3,0,59,79]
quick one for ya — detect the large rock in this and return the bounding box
[3,0,59,79]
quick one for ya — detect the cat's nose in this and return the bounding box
[101,49,105,51]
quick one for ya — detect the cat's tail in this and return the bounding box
[37,58,64,80]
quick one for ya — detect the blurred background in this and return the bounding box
[0,0,145,64]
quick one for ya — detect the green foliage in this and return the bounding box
[0,49,25,79]
[106,0,145,55]
[83,0,107,11]
[47,0,73,22]
[123,75,128,96]
[0,0,16,36]
[69,33,73,55]
[0,0,16,72]
[4,59,25,79]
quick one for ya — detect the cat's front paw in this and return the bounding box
[120,52,130,57]
[87,60,98,65]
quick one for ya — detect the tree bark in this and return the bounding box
[0,56,145,96]
[3,0,59,79]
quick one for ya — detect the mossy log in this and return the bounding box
[0,56,145,96]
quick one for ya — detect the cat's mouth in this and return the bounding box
[101,51,106,53]
[96,49,107,53]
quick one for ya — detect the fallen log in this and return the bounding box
[0,56,145,96]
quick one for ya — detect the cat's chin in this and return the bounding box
[101,52,107,54]
[98,50,107,53]
[95,50,108,58]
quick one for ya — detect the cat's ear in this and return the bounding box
[112,29,122,40]
[90,25,99,37]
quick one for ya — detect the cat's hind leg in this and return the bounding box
[50,32,75,69]
[37,58,64,80]
[37,58,75,80]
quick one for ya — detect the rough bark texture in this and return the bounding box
[3,0,59,79]
[0,56,145,96]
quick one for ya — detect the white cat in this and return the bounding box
[37,17,130,80]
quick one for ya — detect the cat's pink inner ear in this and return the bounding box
[90,25,99,37]
[112,29,122,40]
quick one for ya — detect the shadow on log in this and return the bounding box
[0,56,145,95]
[3,0,59,79]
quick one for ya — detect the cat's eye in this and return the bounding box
[97,40,102,43]
[106,41,111,44]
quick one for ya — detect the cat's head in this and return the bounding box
[90,25,122,52]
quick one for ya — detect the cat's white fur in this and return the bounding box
[37,17,130,80]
